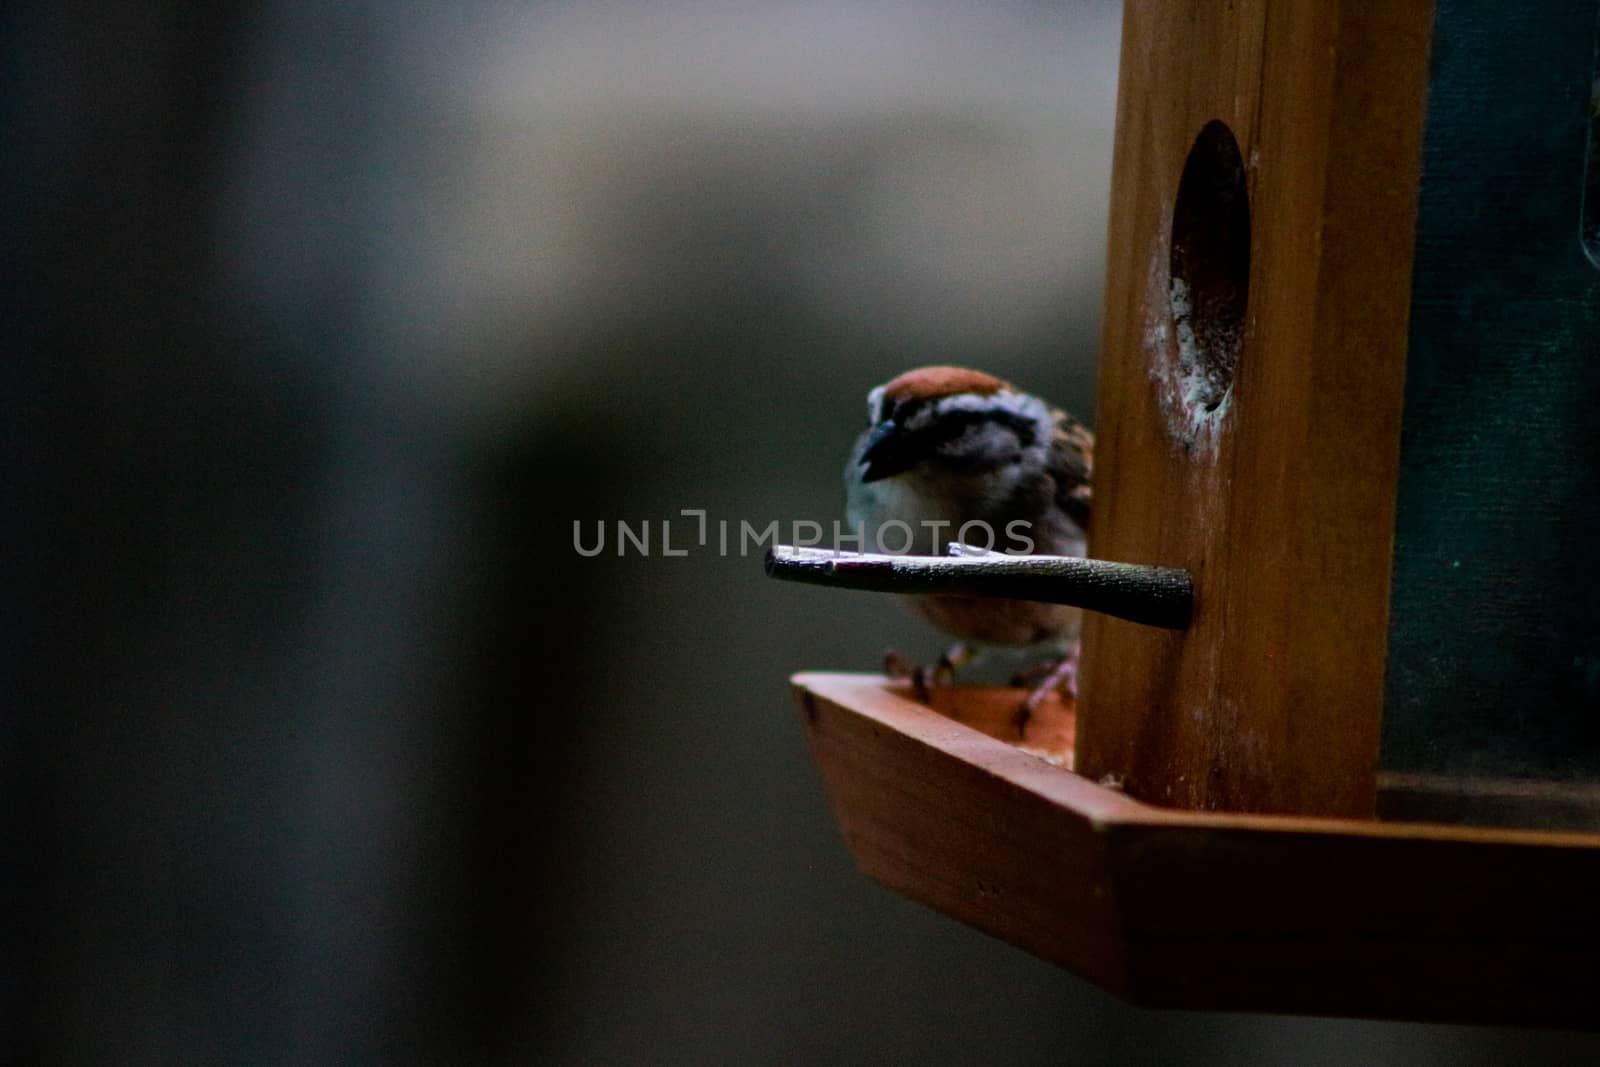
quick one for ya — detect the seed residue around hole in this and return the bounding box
[1161,119,1251,441]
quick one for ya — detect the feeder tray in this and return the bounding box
[794,673,1600,1028]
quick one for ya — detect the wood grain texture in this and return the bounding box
[797,674,1600,1026]
[1078,1,1436,815]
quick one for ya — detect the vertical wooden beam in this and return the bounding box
[1078,1,1436,816]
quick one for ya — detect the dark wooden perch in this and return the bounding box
[766,545,1193,629]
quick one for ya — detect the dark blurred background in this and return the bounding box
[6,2,1600,1063]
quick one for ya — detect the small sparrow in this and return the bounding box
[845,366,1093,715]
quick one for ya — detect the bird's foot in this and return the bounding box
[884,643,979,703]
[1008,658,1056,688]
[883,649,931,701]
[1010,644,1080,739]
[930,642,976,687]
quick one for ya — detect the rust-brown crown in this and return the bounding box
[879,366,1012,403]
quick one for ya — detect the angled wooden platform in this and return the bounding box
[794,673,1600,1028]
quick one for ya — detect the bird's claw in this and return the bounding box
[884,642,977,703]
[1012,644,1080,739]
[883,649,931,701]
[930,642,975,687]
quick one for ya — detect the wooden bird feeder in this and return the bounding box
[773,0,1600,1027]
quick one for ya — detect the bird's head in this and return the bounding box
[853,365,1054,484]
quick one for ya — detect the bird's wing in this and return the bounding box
[1049,410,1093,531]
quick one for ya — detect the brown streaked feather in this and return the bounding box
[1049,409,1094,531]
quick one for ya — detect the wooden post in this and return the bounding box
[1077,2,1437,816]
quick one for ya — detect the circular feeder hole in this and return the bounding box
[1169,120,1250,414]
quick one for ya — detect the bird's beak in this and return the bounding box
[858,420,917,483]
